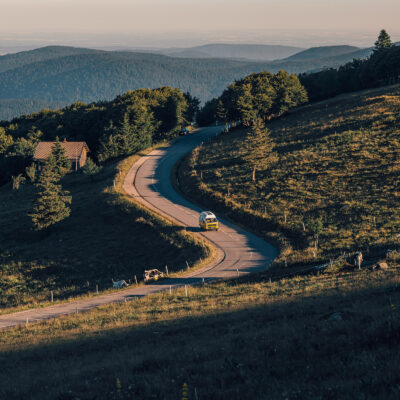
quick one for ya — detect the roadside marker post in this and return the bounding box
[236,269,239,278]
[96,285,99,294]
[165,265,169,276]
[134,275,138,285]
[185,285,188,297]
[169,286,172,295]
[51,290,54,303]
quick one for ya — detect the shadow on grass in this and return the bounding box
[1,279,399,400]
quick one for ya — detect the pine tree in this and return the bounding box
[242,118,278,181]
[82,157,102,180]
[30,158,71,231]
[374,29,393,51]
[51,137,71,178]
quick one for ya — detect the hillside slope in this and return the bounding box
[285,45,361,61]
[179,84,400,266]
[0,45,102,73]
[0,155,208,310]
[0,45,373,121]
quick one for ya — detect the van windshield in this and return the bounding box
[206,218,217,223]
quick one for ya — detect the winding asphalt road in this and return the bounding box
[0,126,277,330]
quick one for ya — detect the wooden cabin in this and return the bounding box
[33,140,90,171]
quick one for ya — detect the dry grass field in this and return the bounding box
[0,150,210,311]
[179,84,400,267]
[0,261,399,399]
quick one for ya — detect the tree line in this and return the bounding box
[0,87,199,186]
[197,70,308,126]
[300,30,400,102]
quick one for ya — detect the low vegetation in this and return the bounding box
[0,260,399,399]
[0,149,210,311]
[180,84,400,266]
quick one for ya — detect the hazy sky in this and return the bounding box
[1,0,399,48]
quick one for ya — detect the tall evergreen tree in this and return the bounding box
[374,29,393,51]
[30,156,71,231]
[183,92,200,123]
[242,118,278,182]
[51,137,71,178]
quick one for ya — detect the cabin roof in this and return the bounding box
[33,141,89,161]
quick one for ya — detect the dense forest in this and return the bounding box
[0,87,196,186]
[300,38,400,101]
[0,45,373,121]
[197,70,308,125]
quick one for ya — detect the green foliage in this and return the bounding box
[301,31,400,102]
[374,29,393,51]
[217,70,308,125]
[81,157,102,179]
[183,92,200,123]
[98,107,154,162]
[50,137,71,178]
[30,157,71,231]
[0,87,189,186]
[0,127,13,155]
[8,128,42,157]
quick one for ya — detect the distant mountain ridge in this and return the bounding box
[161,43,304,61]
[284,45,361,61]
[0,44,375,121]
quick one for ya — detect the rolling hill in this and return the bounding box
[162,43,304,61]
[0,44,373,121]
[284,45,361,61]
[179,84,400,267]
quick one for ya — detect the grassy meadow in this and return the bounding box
[1,260,399,399]
[0,149,210,311]
[179,84,400,266]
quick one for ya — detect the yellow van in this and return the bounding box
[199,211,219,231]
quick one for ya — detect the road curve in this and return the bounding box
[0,126,276,330]
[124,126,277,280]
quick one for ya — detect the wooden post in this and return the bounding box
[202,277,205,285]
[169,286,172,295]
[236,269,239,278]
[26,318,29,327]
[96,285,99,294]
[51,290,54,303]
[134,275,138,285]
[165,265,169,276]
[186,261,190,270]
[185,285,188,297]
